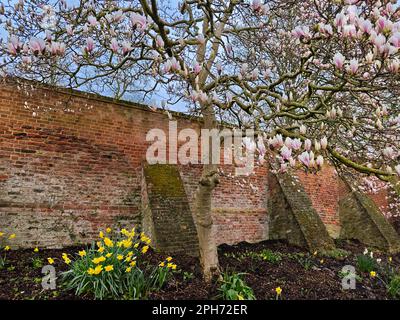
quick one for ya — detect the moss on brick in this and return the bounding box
[144,164,187,197]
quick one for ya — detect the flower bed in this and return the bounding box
[1,234,400,300]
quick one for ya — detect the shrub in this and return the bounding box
[217,272,255,300]
[62,227,176,300]
[388,275,400,299]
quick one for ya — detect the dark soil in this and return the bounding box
[0,239,399,300]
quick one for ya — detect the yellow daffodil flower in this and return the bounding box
[127,251,133,257]
[47,257,54,264]
[167,263,173,268]
[159,262,165,267]
[130,261,137,267]
[125,267,132,273]
[87,268,95,275]
[276,287,282,295]
[34,247,39,253]
[105,265,114,272]
[78,250,86,257]
[4,246,10,251]
[92,256,106,264]
[166,257,173,262]
[370,271,377,278]
[117,254,124,260]
[9,233,16,240]
[389,257,393,263]
[97,247,105,253]
[125,256,132,263]
[172,264,177,270]
[106,253,112,258]
[104,237,114,248]
[142,245,149,254]
[106,227,112,233]
[134,243,139,248]
[93,265,103,275]
[99,231,104,239]
[237,294,244,300]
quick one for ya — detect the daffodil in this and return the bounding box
[106,253,113,258]
[104,237,114,248]
[237,294,244,300]
[130,261,137,267]
[4,246,10,251]
[127,251,133,257]
[172,264,177,270]
[47,257,54,264]
[93,265,103,275]
[8,233,16,240]
[117,254,124,260]
[125,267,132,273]
[92,256,106,264]
[167,263,173,268]
[106,227,112,233]
[159,262,165,267]
[78,250,86,257]
[389,257,393,263]
[87,268,95,275]
[125,256,132,263]
[142,245,149,254]
[370,271,377,278]
[166,257,173,262]
[134,243,139,248]
[105,265,114,272]
[62,253,71,264]
[99,231,104,239]
[276,287,282,295]
[97,246,105,253]
[33,247,39,253]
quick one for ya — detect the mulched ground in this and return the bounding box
[0,239,399,300]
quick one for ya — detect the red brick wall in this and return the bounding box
[0,81,268,248]
[296,165,340,227]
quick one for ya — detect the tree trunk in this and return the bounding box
[193,163,220,282]
[194,104,220,281]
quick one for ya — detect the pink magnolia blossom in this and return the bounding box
[334,13,347,28]
[156,35,164,48]
[85,37,94,53]
[110,38,119,53]
[121,41,133,55]
[130,13,147,31]
[389,33,400,48]
[298,151,310,167]
[359,19,373,34]
[29,37,46,54]
[193,62,201,75]
[320,136,328,150]
[88,15,98,27]
[257,136,266,156]
[8,36,20,55]
[316,155,324,167]
[304,139,312,151]
[333,52,345,70]
[291,138,302,151]
[280,145,292,161]
[347,59,359,74]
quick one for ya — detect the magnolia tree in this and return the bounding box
[1,0,400,280]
